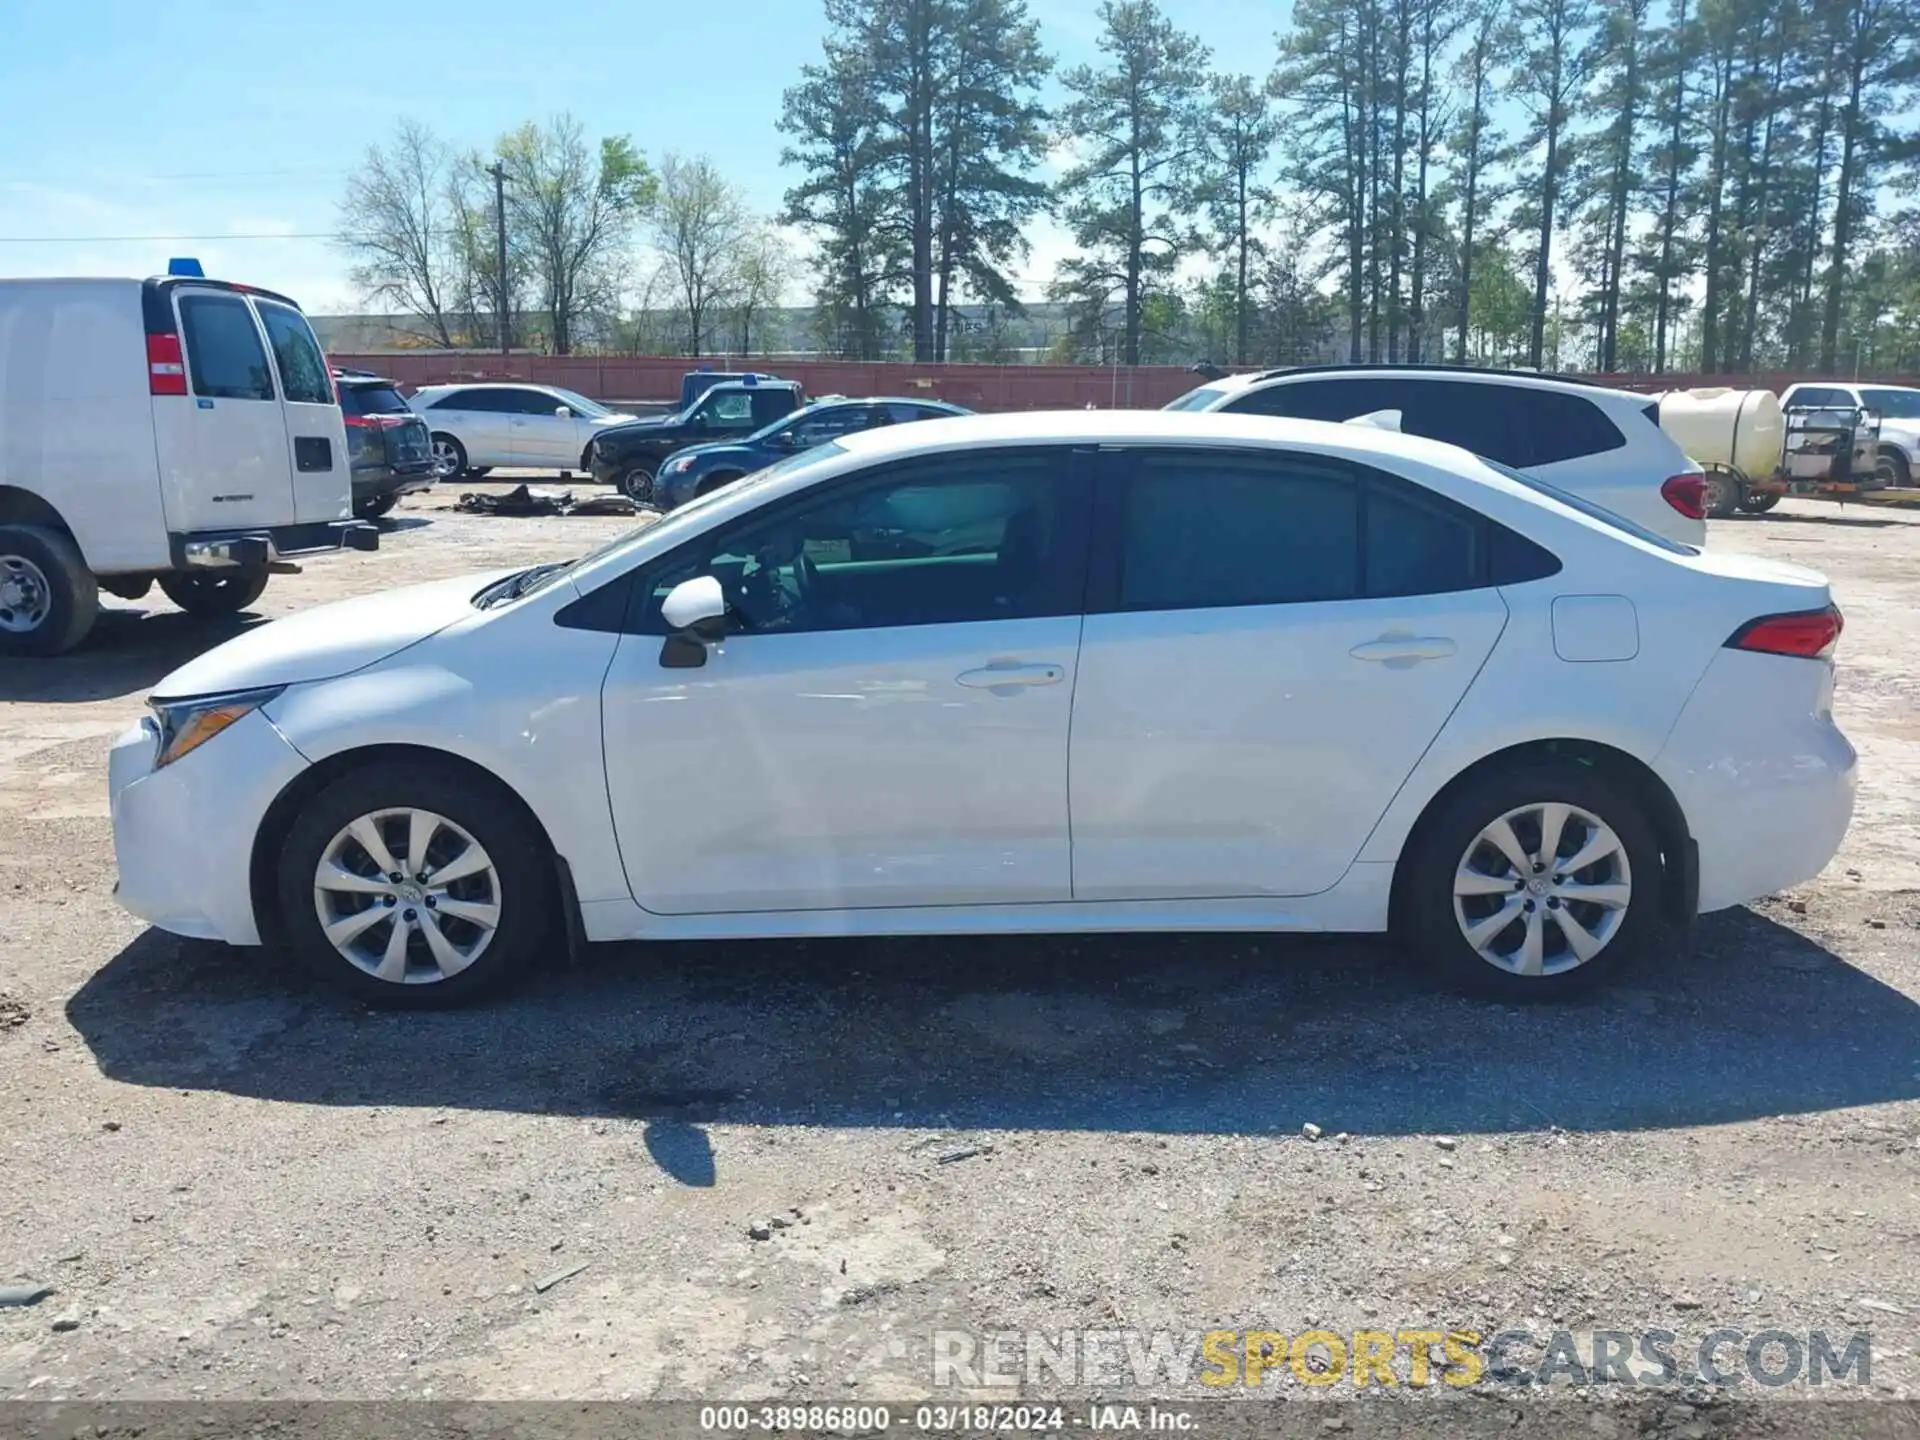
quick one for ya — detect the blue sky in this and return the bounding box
[0,0,1289,313]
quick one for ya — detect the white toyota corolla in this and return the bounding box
[109,412,1857,1007]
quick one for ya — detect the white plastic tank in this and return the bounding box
[1652,387,1785,480]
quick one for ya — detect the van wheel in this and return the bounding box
[1400,760,1661,1001]
[159,569,269,617]
[276,759,552,1008]
[0,524,98,657]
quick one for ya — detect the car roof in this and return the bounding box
[829,407,1507,471]
[1197,364,1635,400]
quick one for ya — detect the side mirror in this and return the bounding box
[659,574,727,668]
[554,405,572,418]
[771,430,799,449]
[692,412,710,429]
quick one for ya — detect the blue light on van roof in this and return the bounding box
[167,258,205,277]
[741,373,758,386]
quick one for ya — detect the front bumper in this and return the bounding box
[169,520,379,571]
[109,708,312,945]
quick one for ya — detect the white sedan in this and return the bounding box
[407,382,637,477]
[108,412,1856,1007]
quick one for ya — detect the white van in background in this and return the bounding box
[0,273,377,656]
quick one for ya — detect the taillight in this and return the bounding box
[1661,472,1706,520]
[147,333,187,396]
[1726,605,1844,660]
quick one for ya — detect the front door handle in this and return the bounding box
[1349,636,1457,663]
[957,662,1065,689]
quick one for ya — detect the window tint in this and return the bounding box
[1521,390,1625,464]
[1117,451,1361,609]
[1396,382,1533,466]
[509,389,568,415]
[1365,481,1484,597]
[641,449,1081,635]
[255,302,333,405]
[338,383,410,417]
[788,405,874,448]
[178,294,274,401]
[1227,377,1406,422]
[422,389,470,410]
[1788,387,1847,409]
[751,389,794,425]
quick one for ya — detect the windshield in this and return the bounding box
[489,441,853,606]
[1162,384,1229,412]
[1482,458,1699,555]
[547,386,612,418]
[1860,387,1920,419]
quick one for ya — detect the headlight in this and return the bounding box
[149,686,285,769]
[667,455,698,475]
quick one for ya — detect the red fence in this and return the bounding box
[327,352,1920,411]
[328,352,1202,410]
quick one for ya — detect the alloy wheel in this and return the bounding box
[1451,801,1632,977]
[431,438,462,477]
[312,808,502,984]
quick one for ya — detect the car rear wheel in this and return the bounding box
[158,569,269,617]
[619,460,657,503]
[1737,491,1781,514]
[354,494,397,520]
[431,433,468,479]
[0,523,98,657]
[1401,760,1661,1000]
[276,760,551,1008]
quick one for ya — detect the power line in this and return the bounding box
[0,232,335,243]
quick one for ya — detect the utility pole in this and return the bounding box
[488,161,509,355]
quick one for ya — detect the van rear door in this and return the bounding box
[252,298,350,523]
[150,285,298,532]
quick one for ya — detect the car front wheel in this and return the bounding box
[276,760,551,1008]
[1402,760,1661,999]
[158,569,269,617]
[619,460,657,503]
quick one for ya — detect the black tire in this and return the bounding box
[158,569,269,617]
[467,466,492,480]
[354,493,398,520]
[275,759,554,1009]
[619,460,657,503]
[431,433,468,479]
[1400,759,1664,1001]
[1737,491,1781,514]
[1876,446,1910,489]
[0,523,98,657]
[1703,469,1743,519]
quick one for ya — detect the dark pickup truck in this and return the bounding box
[588,378,805,501]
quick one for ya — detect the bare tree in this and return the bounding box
[336,119,464,347]
[495,114,656,355]
[727,227,798,355]
[651,154,755,357]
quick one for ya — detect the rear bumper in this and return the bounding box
[109,709,310,946]
[1653,651,1857,913]
[351,461,437,503]
[169,520,379,571]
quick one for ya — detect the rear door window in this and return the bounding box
[1520,390,1626,464]
[178,294,275,402]
[254,301,334,405]
[1395,381,1533,466]
[1788,387,1848,409]
[1226,377,1409,422]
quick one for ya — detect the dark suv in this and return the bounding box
[336,372,436,519]
[588,378,805,500]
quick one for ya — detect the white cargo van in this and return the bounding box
[0,274,377,656]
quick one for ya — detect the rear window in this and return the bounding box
[255,302,334,405]
[1484,458,1697,555]
[339,384,410,417]
[1522,389,1626,464]
[178,294,274,402]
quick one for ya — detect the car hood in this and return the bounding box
[151,570,519,699]
[587,412,637,426]
[596,412,683,441]
[666,438,755,464]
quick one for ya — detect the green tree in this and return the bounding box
[1052,0,1210,366]
[1196,73,1282,365]
[1507,0,1596,368]
[1448,0,1505,362]
[494,116,655,355]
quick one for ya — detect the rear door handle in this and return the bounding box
[1349,636,1457,662]
[957,662,1065,689]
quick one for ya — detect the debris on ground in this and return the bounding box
[532,1260,590,1294]
[453,484,645,518]
[0,1283,52,1307]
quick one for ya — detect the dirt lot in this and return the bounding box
[2,484,1918,1426]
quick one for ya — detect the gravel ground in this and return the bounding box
[1,482,1918,1430]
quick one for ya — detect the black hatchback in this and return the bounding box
[336,373,437,519]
